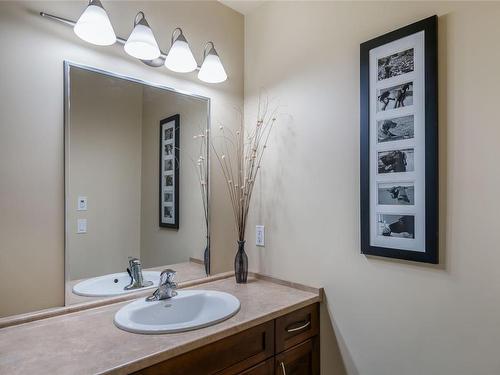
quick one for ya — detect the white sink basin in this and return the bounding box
[72,271,160,297]
[113,290,240,334]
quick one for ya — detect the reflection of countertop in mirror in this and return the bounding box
[0,274,322,375]
[66,260,206,305]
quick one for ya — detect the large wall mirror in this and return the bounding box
[65,63,210,306]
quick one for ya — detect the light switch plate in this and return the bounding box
[77,196,88,211]
[256,225,265,247]
[77,219,87,234]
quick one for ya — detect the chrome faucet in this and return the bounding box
[124,257,153,290]
[146,269,177,301]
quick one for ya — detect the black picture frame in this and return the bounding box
[159,114,180,229]
[360,16,438,263]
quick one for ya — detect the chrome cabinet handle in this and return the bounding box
[280,361,287,375]
[286,320,310,333]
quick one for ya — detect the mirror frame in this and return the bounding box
[63,61,211,306]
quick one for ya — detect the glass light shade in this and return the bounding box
[124,15,161,60]
[198,48,227,83]
[164,35,197,73]
[73,0,116,46]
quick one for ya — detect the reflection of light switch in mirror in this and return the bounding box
[77,196,88,211]
[256,225,265,247]
[77,219,87,234]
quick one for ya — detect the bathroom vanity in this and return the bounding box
[0,274,322,375]
[135,303,319,374]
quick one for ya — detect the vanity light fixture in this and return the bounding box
[198,42,228,84]
[164,28,198,73]
[124,12,161,61]
[73,0,116,46]
[40,3,228,83]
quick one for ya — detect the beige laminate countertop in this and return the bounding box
[0,275,321,375]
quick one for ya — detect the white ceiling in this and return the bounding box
[219,1,265,15]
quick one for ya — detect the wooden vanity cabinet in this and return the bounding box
[134,303,319,375]
[274,303,319,375]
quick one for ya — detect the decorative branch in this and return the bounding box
[192,128,209,231]
[212,97,277,242]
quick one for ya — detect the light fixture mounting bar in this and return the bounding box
[39,11,201,70]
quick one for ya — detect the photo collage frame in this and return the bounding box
[360,16,438,263]
[159,114,180,229]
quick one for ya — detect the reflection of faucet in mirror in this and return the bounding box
[146,269,178,301]
[124,257,153,290]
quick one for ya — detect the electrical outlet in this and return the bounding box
[256,225,265,247]
[77,219,87,234]
[77,196,88,211]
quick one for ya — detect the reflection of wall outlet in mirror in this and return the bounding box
[77,196,88,211]
[256,225,265,247]
[77,219,87,234]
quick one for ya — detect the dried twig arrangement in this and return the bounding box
[212,99,277,241]
[192,129,209,234]
[192,127,210,274]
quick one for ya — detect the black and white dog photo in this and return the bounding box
[377,214,415,238]
[377,82,413,111]
[377,48,414,81]
[377,148,414,174]
[377,115,414,143]
[378,183,415,205]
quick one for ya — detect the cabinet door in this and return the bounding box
[275,338,319,375]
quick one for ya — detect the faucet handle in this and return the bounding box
[159,269,176,285]
[128,257,140,266]
[146,269,177,302]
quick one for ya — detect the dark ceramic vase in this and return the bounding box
[234,240,248,283]
[203,244,210,276]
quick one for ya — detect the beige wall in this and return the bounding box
[0,1,242,317]
[245,2,500,374]
[68,68,143,280]
[140,88,207,268]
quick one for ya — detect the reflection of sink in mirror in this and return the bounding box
[114,290,240,334]
[72,271,160,297]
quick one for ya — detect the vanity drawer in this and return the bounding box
[134,320,274,375]
[275,303,319,353]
